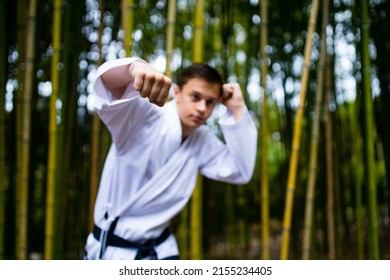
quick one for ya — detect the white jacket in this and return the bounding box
[84,58,258,259]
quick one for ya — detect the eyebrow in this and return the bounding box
[191,90,219,103]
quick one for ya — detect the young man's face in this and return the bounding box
[174,78,220,138]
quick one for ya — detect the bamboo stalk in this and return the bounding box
[45,0,63,260]
[122,0,135,57]
[165,0,177,78]
[18,0,37,260]
[178,204,189,259]
[302,0,329,260]
[192,0,205,63]
[349,101,364,259]
[361,0,380,260]
[259,0,270,260]
[190,174,203,260]
[225,185,235,257]
[324,55,336,260]
[280,0,320,260]
[88,0,105,233]
[190,0,205,260]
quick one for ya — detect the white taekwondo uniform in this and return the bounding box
[84,58,258,260]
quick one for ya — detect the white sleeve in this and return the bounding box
[93,57,144,109]
[199,108,258,184]
[92,58,160,152]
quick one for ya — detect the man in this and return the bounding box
[84,57,257,260]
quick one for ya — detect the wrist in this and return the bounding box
[229,104,245,122]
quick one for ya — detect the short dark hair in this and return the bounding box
[177,64,224,96]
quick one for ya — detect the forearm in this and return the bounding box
[100,64,133,99]
[94,57,142,100]
[229,103,245,122]
[96,58,171,106]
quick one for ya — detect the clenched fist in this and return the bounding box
[100,59,172,107]
[222,83,246,121]
[129,61,172,107]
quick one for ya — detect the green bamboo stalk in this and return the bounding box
[58,0,73,258]
[18,0,37,260]
[45,0,63,260]
[348,100,364,259]
[361,0,380,260]
[324,55,336,260]
[54,0,76,259]
[302,0,329,260]
[280,0,320,260]
[89,0,105,233]
[259,0,270,260]
[190,0,205,259]
[225,185,235,257]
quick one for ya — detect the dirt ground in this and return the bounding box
[204,221,390,260]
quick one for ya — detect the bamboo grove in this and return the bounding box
[1,0,390,260]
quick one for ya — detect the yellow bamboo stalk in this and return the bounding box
[190,0,205,260]
[122,0,135,57]
[192,0,205,63]
[18,0,37,260]
[302,0,329,260]
[280,0,320,260]
[44,0,62,260]
[259,0,270,260]
[190,174,203,260]
[164,0,190,257]
[165,0,176,78]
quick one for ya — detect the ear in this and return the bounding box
[173,85,181,101]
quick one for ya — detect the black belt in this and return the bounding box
[93,218,171,260]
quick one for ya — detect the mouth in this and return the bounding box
[191,115,204,124]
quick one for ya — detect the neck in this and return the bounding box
[181,127,191,141]
[181,135,188,144]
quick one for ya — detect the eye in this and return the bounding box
[206,99,217,106]
[190,93,201,101]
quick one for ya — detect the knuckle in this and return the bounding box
[139,90,148,98]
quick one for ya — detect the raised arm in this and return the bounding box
[221,83,246,122]
[100,60,172,107]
